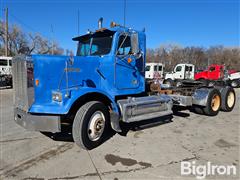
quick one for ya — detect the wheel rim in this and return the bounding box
[231,81,237,87]
[165,81,171,86]
[211,94,221,111]
[87,111,105,141]
[227,92,235,108]
[176,82,182,87]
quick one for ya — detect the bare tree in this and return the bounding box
[0,20,64,56]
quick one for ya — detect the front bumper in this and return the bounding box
[14,108,61,132]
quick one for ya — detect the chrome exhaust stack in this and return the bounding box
[98,17,103,29]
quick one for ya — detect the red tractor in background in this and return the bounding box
[195,64,240,88]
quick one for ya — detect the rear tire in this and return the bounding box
[203,89,221,116]
[72,101,110,150]
[221,87,236,112]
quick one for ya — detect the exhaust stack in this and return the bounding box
[98,17,103,29]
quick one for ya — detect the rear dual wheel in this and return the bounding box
[193,87,236,116]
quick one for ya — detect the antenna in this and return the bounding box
[77,9,79,35]
[123,0,126,27]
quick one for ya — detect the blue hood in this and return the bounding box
[32,54,101,105]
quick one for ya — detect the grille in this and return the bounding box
[13,56,34,112]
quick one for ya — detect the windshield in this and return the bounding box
[77,33,114,56]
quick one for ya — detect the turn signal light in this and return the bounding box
[35,79,39,86]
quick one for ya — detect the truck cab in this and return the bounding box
[145,62,164,80]
[13,20,236,150]
[0,56,13,87]
[194,64,240,87]
[0,56,12,75]
[13,21,174,149]
[194,64,225,81]
[164,63,195,86]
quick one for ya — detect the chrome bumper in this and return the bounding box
[14,108,61,132]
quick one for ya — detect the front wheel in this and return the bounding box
[231,80,240,88]
[72,101,110,150]
[203,89,221,116]
[163,79,174,87]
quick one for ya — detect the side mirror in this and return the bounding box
[131,33,140,56]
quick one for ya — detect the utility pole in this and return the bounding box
[5,8,8,57]
[123,0,126,27]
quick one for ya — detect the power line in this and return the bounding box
[8,12,51,40]
[77,9,79,35]
[123,0,126,27]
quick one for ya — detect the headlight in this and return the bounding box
[52,91,62,102]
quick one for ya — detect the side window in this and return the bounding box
[0,59,8,66]
[209,67,215,72]
[176,66,182,72]
[154,66,157,71]
[9,60,12,66]
[189,66,193,71]
[78,41,90,56]
[91,44,98,55]
[117,34,131,56]
[145,65,150,71]
[154,66,162,71]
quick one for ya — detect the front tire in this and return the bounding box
[231,80,239,88]
[203,89,221,116]
[72,101,110,150]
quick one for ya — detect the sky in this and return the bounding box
[1,0,239,53]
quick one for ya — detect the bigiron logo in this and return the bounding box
[181,161,237,179]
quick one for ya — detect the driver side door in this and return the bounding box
[115,33,141,89]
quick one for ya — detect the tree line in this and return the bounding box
[146,44,240,71]
[1,21,239,71]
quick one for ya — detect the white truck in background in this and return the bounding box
[0,56,13,87]
[145,63,164,80]
[164,63,195,86]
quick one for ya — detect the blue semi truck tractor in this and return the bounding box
[13,19,236,150]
